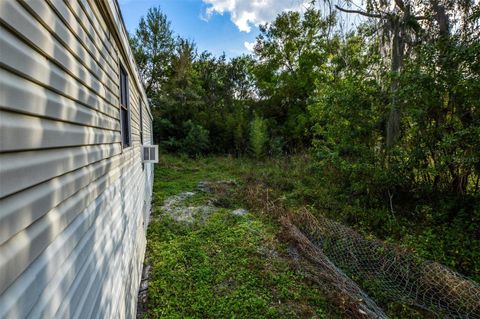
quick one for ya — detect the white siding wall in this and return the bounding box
[0,0,154,318]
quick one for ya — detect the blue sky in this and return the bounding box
[119,0,260,58]
[118,0,320,59]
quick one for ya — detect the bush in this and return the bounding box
[250,116,268,158]
[181,120,210,157]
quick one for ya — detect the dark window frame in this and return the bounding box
[139,97,144,145]
[139,97,145,170]
[119,65,131,148]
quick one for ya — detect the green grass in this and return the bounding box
[144,153,478,318]
[151,154,245,207]
[144,154,336,318]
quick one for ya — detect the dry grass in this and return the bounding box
[232,178,480,319]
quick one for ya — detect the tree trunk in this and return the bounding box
[386,18,405,148]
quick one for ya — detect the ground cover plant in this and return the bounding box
[142,155,340,318]
[141,155,479,318]
[130,1,480,317]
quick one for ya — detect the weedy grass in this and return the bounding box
[151,154,252,208]
[144,153,478,318]
[144,154,337,318]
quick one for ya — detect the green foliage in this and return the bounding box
[307,18,479,217]
[149,154,479,318]
[309,73,385,196]
[249,116,268,158]
[147,211,332,318]
[159,121,210,157]
[391,35,480,195]
[145,155,337,318]
[152,154,240,205]
[181,120,210,157]
[253,6,335,149]
[129,6,175,97]
[231,153,480,284]
[130,5,337,155]
[132,5,480,313]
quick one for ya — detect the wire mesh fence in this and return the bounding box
[282,216,389,318]
[240,179,479,317]
[284,209,480,319]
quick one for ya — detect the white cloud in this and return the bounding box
[202,0,311,32]
[243,41,255,52]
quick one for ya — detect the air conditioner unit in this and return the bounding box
[142,145,159,163]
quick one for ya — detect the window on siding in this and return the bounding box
[120,66,131,147]
[140,98,145,170]
[139,97,144,145]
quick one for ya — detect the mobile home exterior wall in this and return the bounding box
[0,0,153,317]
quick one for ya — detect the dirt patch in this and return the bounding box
[159,191,217,223]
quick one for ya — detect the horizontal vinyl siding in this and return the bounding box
[0,0,154,318]
[0,156,138,318]
[0,144,121,198]
[0,69,120,130]
[62,0,118,70]
[0,110,120,152]
[0,24,119,119]
[0,150,123,244]
[2,0,118,103]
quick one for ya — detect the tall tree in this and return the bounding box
[253,6,335,148]
[129,6,175,100]
[331,0,477,146]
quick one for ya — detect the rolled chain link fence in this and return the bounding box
[283,209,480,318]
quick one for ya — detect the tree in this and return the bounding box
[252,6,335,149]
[156,38,204,148]
[310,0,480,199]
[331,0,477,146]
[129,6,175,100]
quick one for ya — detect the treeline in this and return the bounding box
[129,6,332,157]
[130,7,254,156]
[129,1,480,201]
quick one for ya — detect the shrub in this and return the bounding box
[181,120,210,157]
[250,116,268,158]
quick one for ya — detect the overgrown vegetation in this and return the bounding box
[131,1,480,317]
[237,154,480,283]
[144,155,479,317]
[144,155,339,318]
[249,116,268,158]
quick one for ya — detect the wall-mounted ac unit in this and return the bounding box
[142,145,159,163]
